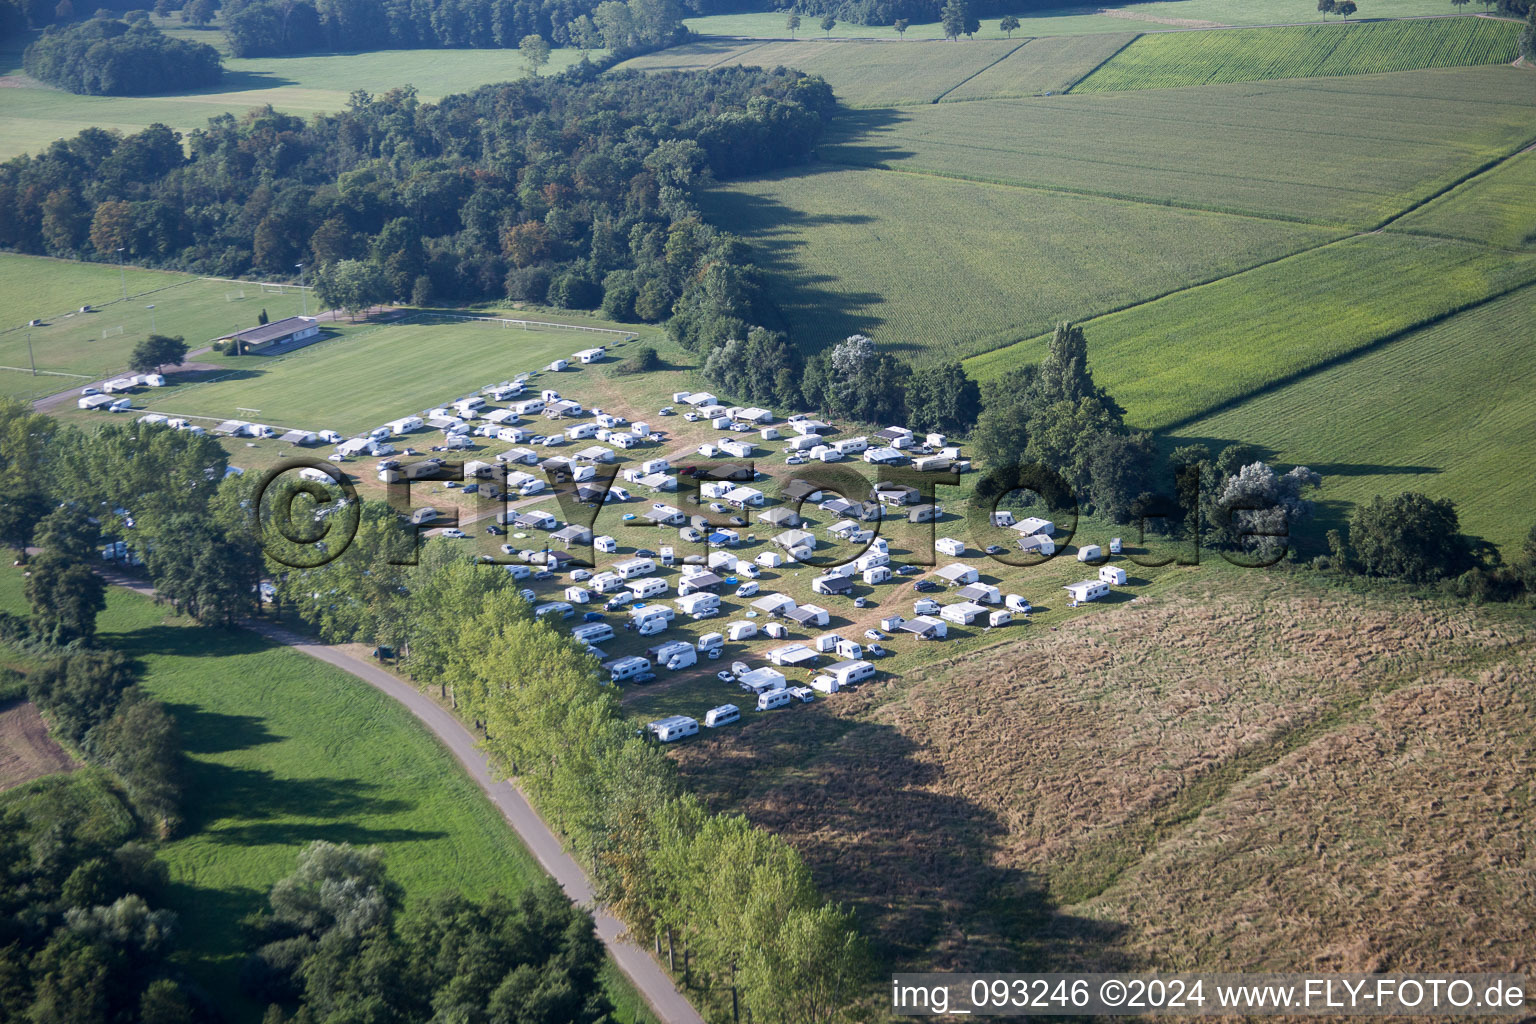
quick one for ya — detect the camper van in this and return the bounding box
[533,602,574,620]
[827,660,876,687]
[410,507,441,525]
[704,705,740,728]
[726,620,758,642]
[1077,544,1103,562]
[572,622,614,645]
[605,656,650,683]
[834,638,863,660]
[614,557,656,579]
[696,632,725,655]
[626,577,668,600]
[756,689,794,712]
[647,716,698,742]
[652,641,698,671]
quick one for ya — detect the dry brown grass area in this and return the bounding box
[669,572,1536,975]
[0,700,75,791]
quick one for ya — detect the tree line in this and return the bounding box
[221,0,686,58]
[260,528,871,1021]
[21,16,222,95]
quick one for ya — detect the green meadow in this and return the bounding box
[1171,284,1536,552]
[965,233,1536,430]
[701,166,1340,359]
[0,566,657,1023]
[1072,17,1521,92]
[941,32,1139,100]
[0,44,600,161]
[1392,150,1536,249]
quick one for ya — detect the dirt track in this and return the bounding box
[0,700,75,791]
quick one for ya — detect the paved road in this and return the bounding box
[97,570,704,1024]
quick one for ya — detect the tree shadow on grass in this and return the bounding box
[162,702,281,755]
[103,623,273,660]
[675,710,1139,973]
[179,761,418,836]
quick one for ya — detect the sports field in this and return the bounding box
[940,32,1139,100]
[1391,150,1536,249]
[0,45,599,161]
[701,166,1341,359]
[621,38,1028,106]
[1072,18,1521,92]
[965,233,1536,430]
[1171,284,1536,552]
[0,254,311,395]
[821,66,1536,226]
[130,317,629,434]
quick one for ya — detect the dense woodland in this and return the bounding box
[21,17,222,95]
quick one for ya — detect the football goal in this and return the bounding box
[225,288,246,301]
[260,282,286,294]
[101,325,125,339]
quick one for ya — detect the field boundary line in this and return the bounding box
[1367,131,1536,233]
[1154,274,1536,434]
[416,311,640,340]
[929,38,1032,103]
[706,39,769,67]
[1059,30,1142,93]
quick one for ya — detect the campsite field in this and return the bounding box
[660,571,1536,979]
[1071,17,1521,92]
[820,66,1536,226]
[0,44,598,161]
[701,167,1341,359]
[1171,284,1536,552]
[964,233,1536,430]
[121,316,635,435]
[1392,149,1536,249]
[0,565,657,1024]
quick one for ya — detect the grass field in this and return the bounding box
[682,0,1466,39]
[1170,284,1536,552]
[0,565,657,1023]
[660,571,1536,979]
[701,166,1340,359]
[1391,150,1536,249]
[965,233,1536,430]
[821,66,1536,226]
[0,254,313,394]
[123,316,631,434]
[0,45,600,161]
[1072,17,1521,92]
[620,38,1029,106]
[941,32,1139,100]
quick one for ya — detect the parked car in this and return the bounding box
[631,671,656,685]
[500,543,518,554]
[486,525,504,535]
[785,455,806,465]
[462,483,478,493]
[914,579,939,592]
[867,643,887,658]
[787,686,815,703]
[571,569,592,581]
[441,528,467,539]
[865,629,887,641]
[529,435,548,444]
[635,548,656,558]
[377,459,401,470]
[532,570,555,581]
[853,596,868,608]
[709,502,727,513]
[897,564,919,575]
[728,516,746,527]
[717,670,735,682]
[606,593,635,609]
[985,544,1006,555]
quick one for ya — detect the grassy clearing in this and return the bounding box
[966,233,1536,430]
[663,571,1536,977]
[1171,284,1536,553]
[619,38,1026,106]
[0,46,599,161]
[1073,18,1522,92]
[0,565,657,1024]
[941,32,1139,99]
[117,316,629,434]
[1391,150,1536,249]
[701,166,1339,359]
[822,66,1536,227]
